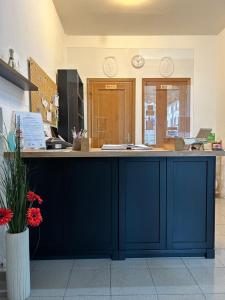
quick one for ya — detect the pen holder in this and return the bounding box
[72,138,81,151]
[81,137,90,152]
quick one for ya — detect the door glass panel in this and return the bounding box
[144,85,156,145]
[143,80,190,146]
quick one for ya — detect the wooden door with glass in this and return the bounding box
[143,78,191,146]
[87,79,135,148]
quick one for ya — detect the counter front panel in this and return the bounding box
[26,156,216,260]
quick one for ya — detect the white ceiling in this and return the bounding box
[53,0,225,36]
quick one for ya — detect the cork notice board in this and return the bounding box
[29,58,58,127]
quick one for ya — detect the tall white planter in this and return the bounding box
[6,228,30,300]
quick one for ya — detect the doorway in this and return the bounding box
[87,78,135,148]
[142,78,191,146]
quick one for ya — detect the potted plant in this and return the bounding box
[0,129,43,300]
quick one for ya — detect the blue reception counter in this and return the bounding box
[24,149,224,260]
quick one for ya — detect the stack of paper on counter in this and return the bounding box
[101,144,152,150]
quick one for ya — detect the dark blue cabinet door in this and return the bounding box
[28,158,66,258]
[64,158,118,258]
[29,158,118,259]
[167,157,215,251]
[119,158,166,256]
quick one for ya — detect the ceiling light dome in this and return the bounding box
[113,0,148,7]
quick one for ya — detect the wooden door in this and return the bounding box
[87,79,135,148]
[143,78,190,146]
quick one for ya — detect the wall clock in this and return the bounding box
[131,55,145,69]
[103,56,118,78]
[159,57,174,77]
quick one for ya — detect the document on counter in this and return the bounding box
[15,112,46,149]
[101,144,152,150]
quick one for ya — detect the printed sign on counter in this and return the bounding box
[15,112,46,149]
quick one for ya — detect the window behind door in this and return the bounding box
[142,78,191,146]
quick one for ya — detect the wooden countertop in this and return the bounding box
[20,148,225,158]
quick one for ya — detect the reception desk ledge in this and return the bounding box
[21,148,225,158]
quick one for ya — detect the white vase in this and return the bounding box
[6,228,31,300]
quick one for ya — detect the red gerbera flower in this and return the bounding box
[27,191,36,202]
[27,191,43,204]
[27,208,43,227]
[0,208,13,225]
[35,195,43,205]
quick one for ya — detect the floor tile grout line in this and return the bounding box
[63,259,76,298]
[110,261,112,299]
[145,258,159,297]
[182,258,207,299]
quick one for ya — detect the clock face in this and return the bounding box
[131,55,145,69]
[103,56,118,78]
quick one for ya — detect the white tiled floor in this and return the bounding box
[2,198,225,299]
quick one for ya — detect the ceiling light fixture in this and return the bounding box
[113,0,148,7]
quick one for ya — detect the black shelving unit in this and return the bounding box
[57,69,84,143]
[0,58,38,91]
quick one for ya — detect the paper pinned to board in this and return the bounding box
[41,98,49,108]
[15,112,46,149]
[46,111,52,122]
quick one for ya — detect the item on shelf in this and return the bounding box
[191,143,204,151]
[212,141,223,151]
[72,137,81,151]
[207,132,216,142]
[81,137,90,152]
[163,137,185,151]
[8,48,16,69]
[46,137,71,150]
[80,129,89,152]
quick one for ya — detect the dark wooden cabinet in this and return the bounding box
[167,157,215,257]
[57,70,84,143]
[119,158,166,258]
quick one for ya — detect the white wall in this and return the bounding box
[0,0,65,266]
[0,0,66,130]
[216,28,225,141]
[66,35,217,143]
